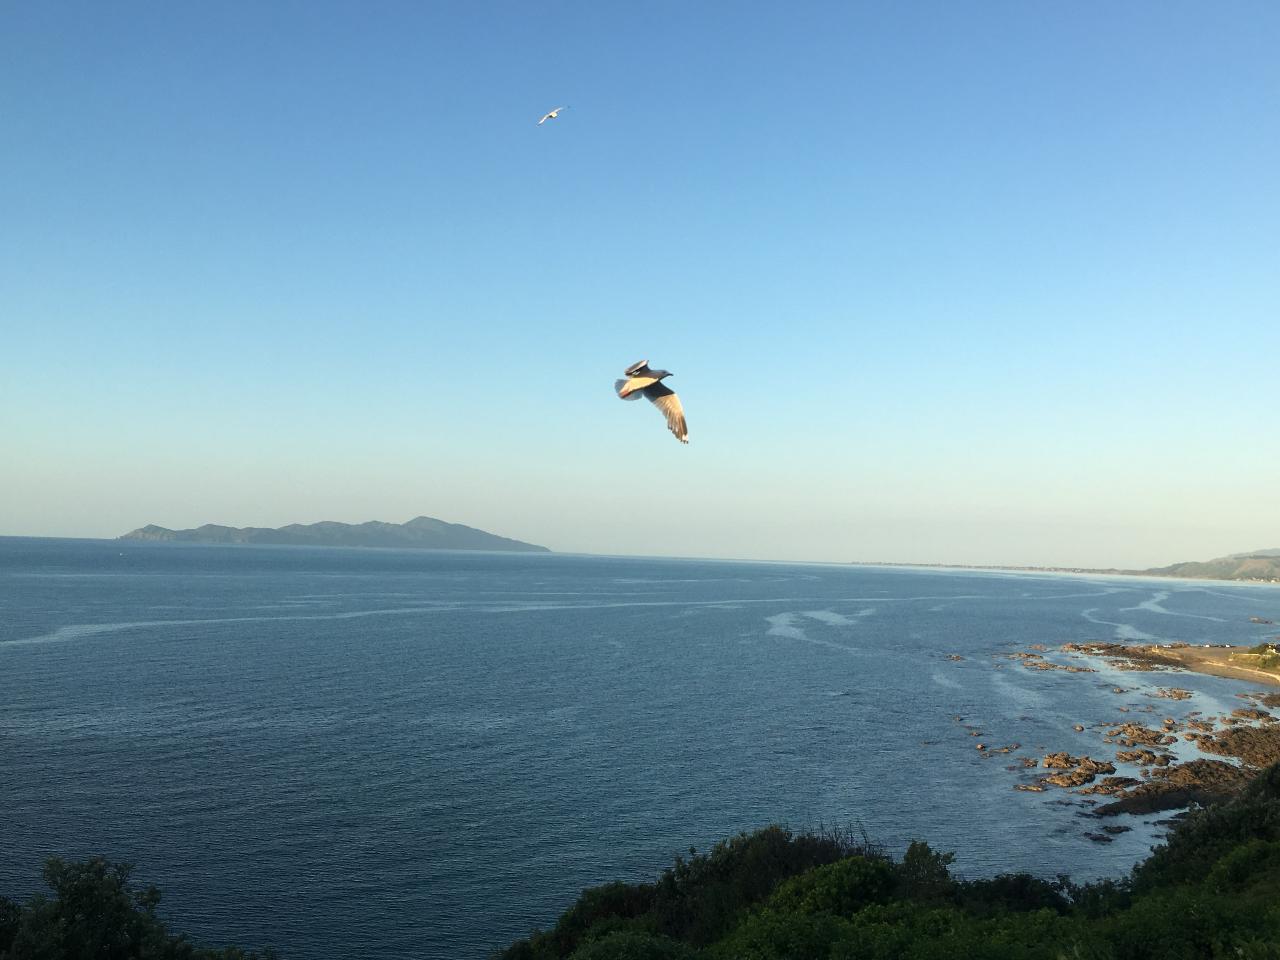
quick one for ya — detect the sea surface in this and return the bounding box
[3,538,1279,959]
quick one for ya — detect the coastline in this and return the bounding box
[992,640,1280,821]
[850,559,1280,586]
[1145,644,1280,688]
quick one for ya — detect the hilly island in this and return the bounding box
[118,515,550,553]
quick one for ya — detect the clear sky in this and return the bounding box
[2,1,1277,568]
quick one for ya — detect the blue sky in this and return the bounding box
[2,1,1277,566]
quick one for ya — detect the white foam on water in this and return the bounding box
[1081,607,1159,642]
[801,610,857,626]
[765,613,808,641]
[765,613,864,656]
[1122,591,1227,623]
[2,605,471,647]
[931,670,961,690]
[989,670,1047,709]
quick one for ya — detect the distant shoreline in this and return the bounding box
[2,536,1279,584]
[849,560,1280,585]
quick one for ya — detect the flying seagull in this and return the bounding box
[615,360,689,443]
[537,106,568,125]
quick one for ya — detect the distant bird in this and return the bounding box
[615,360,689,444]
[537,106,568,125]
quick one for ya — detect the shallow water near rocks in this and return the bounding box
[3,538,1278,958]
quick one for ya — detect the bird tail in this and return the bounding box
[615,379,643,400]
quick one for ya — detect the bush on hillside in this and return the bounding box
[0,857,273,960]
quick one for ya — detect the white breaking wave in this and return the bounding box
[801,610,861,626]
[1081,608,1159,642]
[1121,591,1227,623]
[764,613,865,656]
[930,669,961,689]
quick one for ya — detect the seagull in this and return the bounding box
[537,106,568,125]
[615,360,689,444]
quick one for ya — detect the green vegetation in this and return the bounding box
[1141,553,1280,582]
[498,763,1280,959]
[1244,644,1280,671]
[0,857,273,960]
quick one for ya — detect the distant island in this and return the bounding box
[118,516,550,553]
[854,548,1280,584]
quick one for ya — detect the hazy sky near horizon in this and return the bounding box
[3,2,1277,568]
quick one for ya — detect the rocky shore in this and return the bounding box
[956,640,1280,841]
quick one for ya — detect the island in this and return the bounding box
[118,515,550,553]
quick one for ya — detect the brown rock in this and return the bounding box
[1079,776,1141,795]
[1232,707,1272,721]
[1094,759,1253,816]
[1107,723,1168,747]
[1191,724,1280,769]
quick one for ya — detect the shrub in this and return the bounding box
[0,857,274,960]
[566,931,694,960]
[768,856,893,917]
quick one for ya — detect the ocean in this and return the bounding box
[2,537,1278,958]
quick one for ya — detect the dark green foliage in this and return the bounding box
[704,905,852,960]
[0,898,20,956]
[768,857,893,917]
[1130,757,1280,893]
[500,761,1280,960]
[954,873,1070,917]
[891,841,954,903]
[528,882,659,959]
[566,931,694,960]
[1072,883,1280,960]
[649,826,865,946]
[496,826,875,959]
[0,857,273,960]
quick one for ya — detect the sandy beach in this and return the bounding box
[1121,644,1280,688]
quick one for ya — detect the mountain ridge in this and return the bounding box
[1139,550,1280,582]
[118,516,550,553]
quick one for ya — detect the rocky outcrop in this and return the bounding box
[1028,754,1117,789]
[1093,760,1253,816]
[1106,723,1175,748]
[1190,725,1280,769]
[1116,749,1172,767]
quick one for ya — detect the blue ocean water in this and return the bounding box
[2,538,1279,958]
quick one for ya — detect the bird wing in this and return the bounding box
[624,359,650,376]
[642,383,689,443]
[616,376,656,399]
